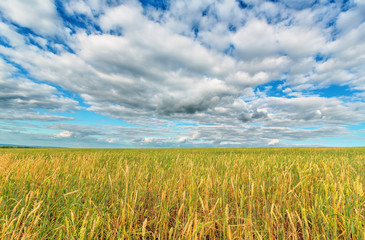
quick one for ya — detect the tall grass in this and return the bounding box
[0,148,364,239]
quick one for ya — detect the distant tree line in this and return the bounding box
[0,146,32,148]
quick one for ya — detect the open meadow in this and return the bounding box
[0,148,364,239]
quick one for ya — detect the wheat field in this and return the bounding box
[0,148,364,239]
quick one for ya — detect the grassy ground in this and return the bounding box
[0,148,364,239]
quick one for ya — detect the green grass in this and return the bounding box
[0,148,364,239]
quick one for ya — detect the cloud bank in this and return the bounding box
[0,0,364,147]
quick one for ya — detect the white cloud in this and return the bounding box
[56,131,73,138]
[0,59,79,118]
[0,22,25,47]
[0,112,73,121]
[0,0,63,36]
[176,132,199,143]
[64,0,93,16]
[142,137,161,143]
[106,138,119,143]
[177,136,189,143]
[268,139,280,145]
[247,96,365,126]
[337,1,365,34]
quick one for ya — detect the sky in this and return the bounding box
[0,0,365,148]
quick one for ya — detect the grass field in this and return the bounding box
[0,148,364,239]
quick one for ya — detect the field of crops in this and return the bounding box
[0,148,364,239]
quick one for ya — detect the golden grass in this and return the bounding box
[0,148,364,239]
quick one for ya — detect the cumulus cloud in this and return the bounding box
[0,58,78,122]
[56,130,73,138]
[245,96,365,126]
[106,138,119,143]
[142,137,161,144]
[268,139,280,146]
[0,0,64,36]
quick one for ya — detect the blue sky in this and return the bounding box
[0,0,365,148]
